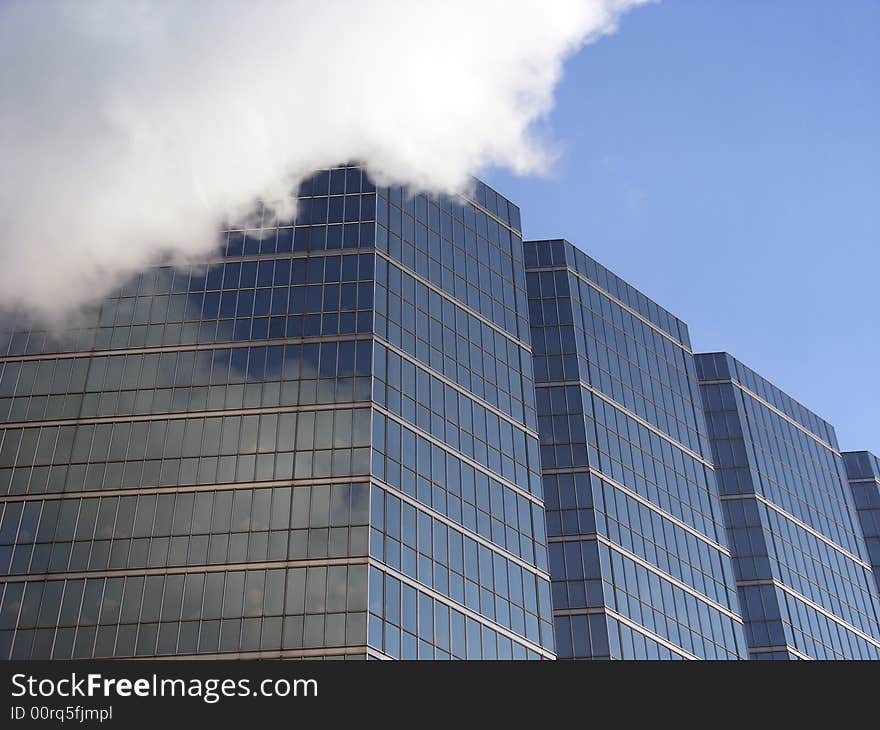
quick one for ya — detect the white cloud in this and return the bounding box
[0,0,647,322]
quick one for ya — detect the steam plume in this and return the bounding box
[0,0,647,321]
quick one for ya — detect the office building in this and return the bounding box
[525,239,747,659]
[696,353,880,659]
[842,450,880,595]
[0,167,555,660]
[2,169,877,660]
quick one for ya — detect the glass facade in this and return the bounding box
[843,450,880,595]
[0,166,554,660]
[1,167,877,661]
[696,353,880,659]
[368,177,553,660]
[525,239,747,659]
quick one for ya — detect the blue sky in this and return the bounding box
[486,0,879,454]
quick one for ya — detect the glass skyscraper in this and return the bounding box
[0,167,554,660]
[1,170,877,661]
[525,239,747,660]
[696,353,880,659]
[843,450,880,595]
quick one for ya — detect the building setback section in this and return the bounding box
[696,352,880,659]
[525,239,747,659]
[843,451,880,595]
